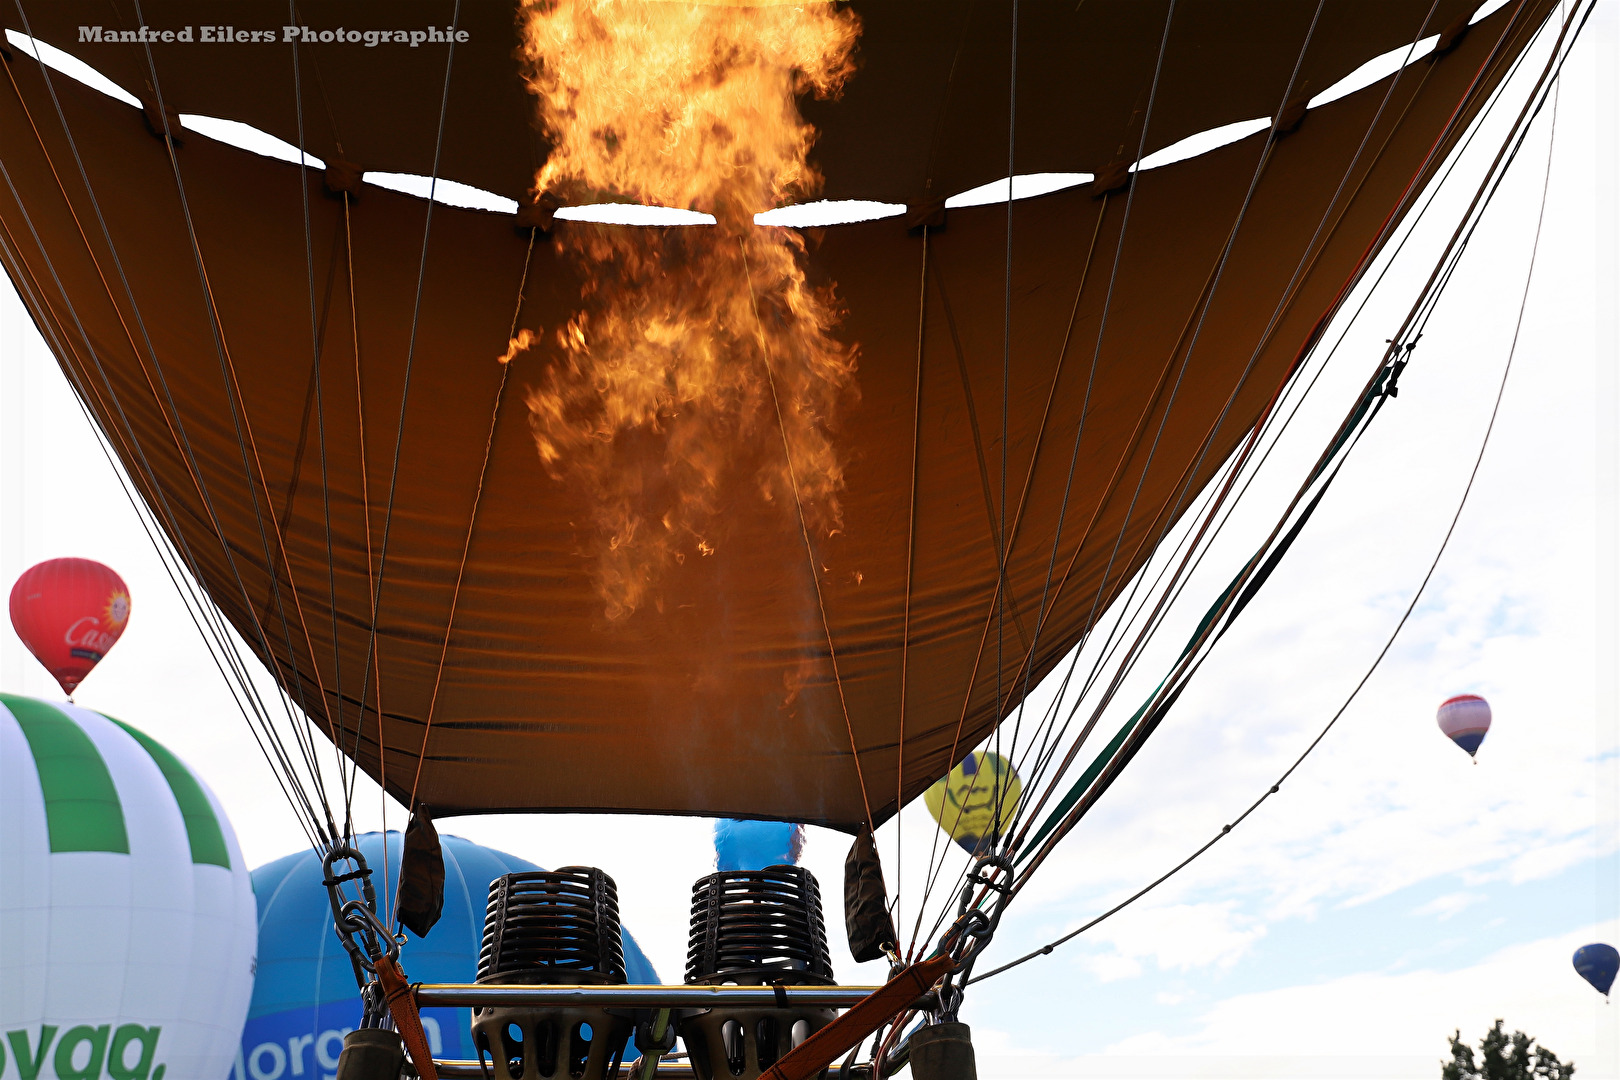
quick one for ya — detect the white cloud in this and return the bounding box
[1410,892,1484,920]
[1105,925,1619,1070]
[1078,902,1268,979]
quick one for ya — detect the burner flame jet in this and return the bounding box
[519,0,862,620]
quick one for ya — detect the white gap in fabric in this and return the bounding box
[1470,0,1515,25]
[180,115,325,169]
[363,172,521,214]
[1308,34,1440,109]
[755,200,905,226]
[555,203,717,225]
[0,23,1478,225]
[945,172,1094,208]
[1134,117,1271,172]
[3,30,139,107]
[5,29,325,170]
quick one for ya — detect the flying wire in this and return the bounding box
[290,0,358,835]
[345,0,463,835]
[912,0,1557,962]
[0,17,335,842]
[0,209,325,851]
[972,66,1559,982]
[1010,0,1585,894]
[131,0,348,835]
[907,0,1182,956]
[739,233,875,829]
[392,227,539,929]
[1004,0,1548,872]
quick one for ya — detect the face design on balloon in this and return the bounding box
[925,751,1023,855]
[106,590,131,627]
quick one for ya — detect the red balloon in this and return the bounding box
[8,558,131,695]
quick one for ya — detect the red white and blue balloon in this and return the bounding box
[1436,694,1491,759]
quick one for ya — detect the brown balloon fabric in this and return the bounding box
[0,1,1553,830]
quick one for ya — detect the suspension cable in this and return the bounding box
[1011,0,1584,891]
[345,0,463,832]
[973,70,1560,982]
[907,0,1183,954]
[0,27,335,841]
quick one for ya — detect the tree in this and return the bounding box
[1443,1021,1574,1080]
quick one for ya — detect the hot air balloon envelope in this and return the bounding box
[1436,694,1491,757]
[9,558,130,696]
[0,693,256,1080]
[1574,943,1619,997]
[0,0,1559,830]
[715,819,805,871]
[924,751,1022,855]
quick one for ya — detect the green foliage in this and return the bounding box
[1443,1021,1573,1080]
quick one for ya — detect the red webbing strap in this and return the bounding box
[760,954,956,1080]
[375,956,440,1080]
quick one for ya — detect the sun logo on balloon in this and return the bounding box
[105,590,130,627]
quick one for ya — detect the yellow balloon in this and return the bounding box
[923,751,1022,855]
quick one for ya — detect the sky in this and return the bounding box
[2,6,1619,1080]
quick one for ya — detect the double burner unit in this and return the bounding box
[472,865,837,1080]
[473,868,633,1080]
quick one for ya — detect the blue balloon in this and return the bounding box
[236,832,659,1080]
[714,819,804,871]
[1573,943,1619,997]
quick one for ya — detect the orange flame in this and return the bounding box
[498,328,536,365]
[518,0,861,620]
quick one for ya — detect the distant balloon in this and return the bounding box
[1436,694,1491,759]
[714,819,804,871]
[924,751,1022,856]
[1574,943,1619,999]
[8,558,131,696]
[0,693,256,1080]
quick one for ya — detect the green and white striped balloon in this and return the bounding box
[0,694,256,1080]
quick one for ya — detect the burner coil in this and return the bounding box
[681,866,836,1080]
[479,867,626,985]
[685,866,833,986]
[472,867,630,1080]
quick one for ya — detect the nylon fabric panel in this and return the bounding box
[0,701,53,1026]
[0,693,128,853]
[104,715,231,868]
[0,0,1553,829]
[188,775,258,1078]
[67,708,196,1044]
[4,0,1487,207]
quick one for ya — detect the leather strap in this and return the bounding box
[375,955,440,1080]
[760,953,956,1080]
